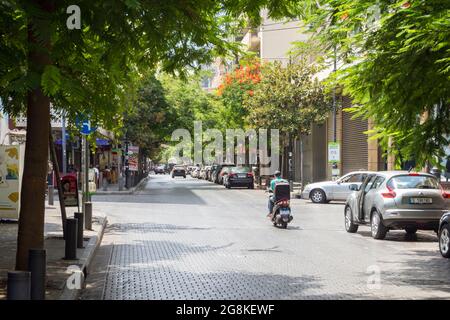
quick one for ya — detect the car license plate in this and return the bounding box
[237,174,246,178]
[410,197,432,204]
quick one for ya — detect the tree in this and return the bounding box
[0,0,299,270]
[245,59,330,177]
[245,59,330,138]
[295,0,450,167]
[217,59,261,129]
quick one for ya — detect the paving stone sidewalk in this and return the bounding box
[0,201,107,300]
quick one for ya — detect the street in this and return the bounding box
[81,174,450,300]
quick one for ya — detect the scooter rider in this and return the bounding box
[267,170,288,217]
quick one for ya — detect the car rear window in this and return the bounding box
[231,167,251,173]
[387,175,440,190]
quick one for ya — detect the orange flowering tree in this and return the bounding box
[217,59,261,128]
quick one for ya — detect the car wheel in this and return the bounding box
[344,206,358,233]
[248,184,254,189]
[310,189,326,203]
[226,183,231,189]
[439,224,450,258]
[405,226,418,234]
[371,211,387,240]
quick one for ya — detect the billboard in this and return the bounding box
[128,146,139,171]
[0,145,24,219]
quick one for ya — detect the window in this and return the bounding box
[387,175,440,190]
[370,176,385,190]
[364,175,377,193]
[342,173,365,183]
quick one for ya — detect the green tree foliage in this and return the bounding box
[245,60,330,137]
[295,0,450,167]
[123,75,175,161]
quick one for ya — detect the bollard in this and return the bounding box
[7,271,31,300]
[48,185,54,205]
[64,218,78,260]
[28,249,46,300]
[84,202,93,230]
[74,212,84,248]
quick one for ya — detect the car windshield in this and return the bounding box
[231,166,251,173]
[387,175,440,190]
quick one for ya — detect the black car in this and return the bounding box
[223,166,254,189]
[438,211,450,258]
[171,165,186,178]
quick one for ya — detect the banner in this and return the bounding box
[0,145,23,219]
[128,146,139,171]
[328,142,340,163]
[61,175,79,207]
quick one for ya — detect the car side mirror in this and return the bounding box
[349,184,359,191]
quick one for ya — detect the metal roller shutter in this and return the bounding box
[342,97,368,174]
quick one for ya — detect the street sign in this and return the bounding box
[75,115,97,135]
[328,142,340,163]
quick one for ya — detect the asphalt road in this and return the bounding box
[80,174,450,300]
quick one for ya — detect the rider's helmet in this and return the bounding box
[274,170,281,178]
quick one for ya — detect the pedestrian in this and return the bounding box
[94,165,100,187]
[445,156,450,182]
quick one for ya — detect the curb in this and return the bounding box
[59,215,108,300]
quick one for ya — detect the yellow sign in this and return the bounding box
[0,145,23,219]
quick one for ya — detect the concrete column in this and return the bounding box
[387,137,396,170]
[367,118,379,171]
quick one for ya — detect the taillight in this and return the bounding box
[247,172,253,177]
[440,186,450,199]
[381,185,396,198]
[408,172,419,176]
[229,173,237,178]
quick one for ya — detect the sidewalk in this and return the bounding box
[0,201,107,300]
[92,176,149,195]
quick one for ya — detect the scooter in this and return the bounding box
[268,183,293,229]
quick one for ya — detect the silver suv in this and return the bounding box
[344,171,450,239]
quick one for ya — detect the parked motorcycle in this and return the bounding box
[268,183,293,228]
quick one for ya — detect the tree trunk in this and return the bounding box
[15,0,53,271]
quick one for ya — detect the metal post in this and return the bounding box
[300,137,304,191]
[7,271,31,300]
[48,185,54,205]
[125,140,129,189]
[64,218,78,260]
[62,114,67,175]
[28,249,46,300]
[74,212,84,248]
[84,202,92,230]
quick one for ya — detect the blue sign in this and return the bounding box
[75,115,97,135]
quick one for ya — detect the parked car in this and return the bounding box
[211,164,235,184]
[171,165,186,178]
[217,166,232,185]
[208,164,219,181]
[154,165,166,174]
[205,166,213,181]
[191,167,200,178]
[344,171,450,240]
[438,211,450,258]
[301,171,374,203]
[223,166,254,189]
[199,167,208,179]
